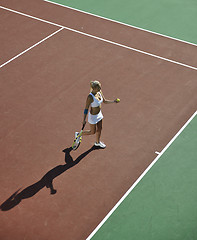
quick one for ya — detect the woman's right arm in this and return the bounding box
[83,95,92,125]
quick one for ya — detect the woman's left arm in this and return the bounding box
[100,90,119,104]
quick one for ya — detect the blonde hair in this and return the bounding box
[90,80,101,91]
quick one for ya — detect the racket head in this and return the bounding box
[72,131,83,150]
[72,141,77,150]
[72,137,82,150]
[72,141,80,151]
[71,123,86,151]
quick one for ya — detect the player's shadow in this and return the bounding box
[0,145,100,211]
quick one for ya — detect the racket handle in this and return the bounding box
[82,122,86,130]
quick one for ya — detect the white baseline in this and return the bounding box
[44,0,197,47]
[0,6,197,71]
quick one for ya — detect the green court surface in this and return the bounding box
[48,0,197,45]
[89,113,197,240]
[45,1,197,238]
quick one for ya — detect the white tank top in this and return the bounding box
[89,92,103,107]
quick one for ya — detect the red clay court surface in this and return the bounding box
[0,1,197,239]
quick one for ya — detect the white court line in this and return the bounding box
[0,6,64,28]
[44,0,197,47]
[1,6,197,71]
[0,27,64,68]
[86,110,197,240]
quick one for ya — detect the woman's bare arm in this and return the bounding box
[83,95,93,124]
[100,90,119,104]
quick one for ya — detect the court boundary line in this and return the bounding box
[86,110,197,240]
[1,6,197,71]
[0,6,64,28]
[0,28,64,68]
[44,0,197,47]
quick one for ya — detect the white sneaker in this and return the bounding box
[94,141,106,149]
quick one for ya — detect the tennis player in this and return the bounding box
[79,80,119,148]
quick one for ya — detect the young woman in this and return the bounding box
[78,80,120,148]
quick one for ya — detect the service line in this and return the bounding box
[0,5,197,71]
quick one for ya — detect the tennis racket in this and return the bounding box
[72,123,86,150]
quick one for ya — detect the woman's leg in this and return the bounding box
[82,124,96,136]
[96,120,102,143]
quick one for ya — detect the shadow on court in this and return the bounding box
[0,146,101,211]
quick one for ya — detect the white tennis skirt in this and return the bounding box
[88,111,103,124]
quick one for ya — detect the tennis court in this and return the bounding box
[0,0,197,239]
